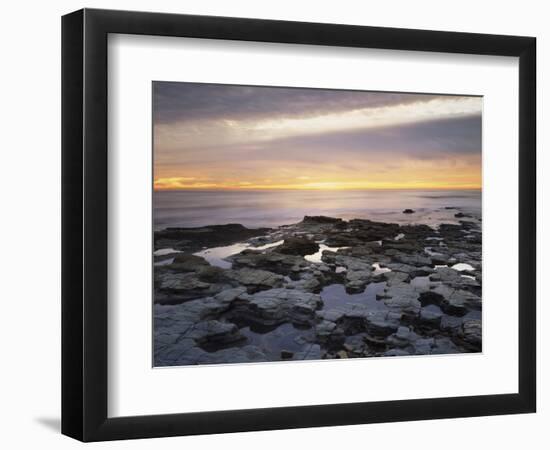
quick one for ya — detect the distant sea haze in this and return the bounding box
[153,189,482,230]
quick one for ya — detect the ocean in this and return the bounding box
[154,189,481,230]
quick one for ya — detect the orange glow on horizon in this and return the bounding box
[153,178,481,192]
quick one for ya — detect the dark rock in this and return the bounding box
[227,268,284,292]
[366,311,400,336]
[280,350,294,359]
[171,253,210,271]
[403,209,415,214]
[384,349,410,356]
[377,282,421,316]
[196,265,228,283]
[460,319,482,350]
[413,337,435,354]
[231,288,323,327]
[155,223,270,253]
[194,321,246,349]
[278,237,320,256]
[230,251,308,276]
[155,270,229,304]
[418,306,443,327]
[154,212,482,364]
[302,216,344,224]
[315,320,344,345]
[386,326,418,348]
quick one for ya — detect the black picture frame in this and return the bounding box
[62,8,536,442]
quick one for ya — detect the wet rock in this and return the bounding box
[154,213,482,365]
[413,337,435,354]
[410,266,435,278]
[302,216,344,225]
[337,309,370,335]
[429,267,462,284]
[383,271,410,284]
[384,241,424,254]
[365,311,401,336]
[431,337,461,354]
[170,253,210,272]
[430,255,450,266]
[429,285,480,316]
[440,315,463,333]
[155,223,270,253]
[232,288,323,327]
[460,319,482,350]
[394,253,432,267]
[403,209,415,214]
[286,272,323,293]
[295,344,322,360]
[315,320,344,345]
[278,237,320,256]
[230,251,308,276]
[214,287,247,303]
[196,265,228,283]
[345,269,372,293]
[343,335,368,355]
[377,282,421,316]
[193,320,246,349]
[386,326,418,348]
[227,268,284,292]
[316,309,346,323]
[384,349,410,356]
[418,306,443,327]
[281,350,294,359]
[386,263,419,275]
[155,270,229,304]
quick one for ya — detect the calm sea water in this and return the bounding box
[154,189,481,230]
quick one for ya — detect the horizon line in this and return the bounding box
[153,186,482,192]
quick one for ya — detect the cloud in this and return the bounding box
[153,81,456,124]
[153,82,482,190]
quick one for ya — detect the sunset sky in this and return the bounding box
[153,82,482,191]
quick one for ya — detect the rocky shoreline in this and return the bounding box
[154,211,482,366]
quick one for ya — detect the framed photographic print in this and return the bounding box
[62,8,536,441]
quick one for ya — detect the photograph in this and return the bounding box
[152,82,483,367]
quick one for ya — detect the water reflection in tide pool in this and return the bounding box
[451,263,475,271]
[229,282,389,359]
[193,240,284,268]
[321,283,387,311]
[372,263,391,276]
[410,276,432,289]
[305,244,349,263]
[238,322,314,359]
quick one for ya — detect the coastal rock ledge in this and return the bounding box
[154,212,482,366]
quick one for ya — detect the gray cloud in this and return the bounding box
[153,81,456,124]
[260,114,483,160]
[155,114,481,168]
